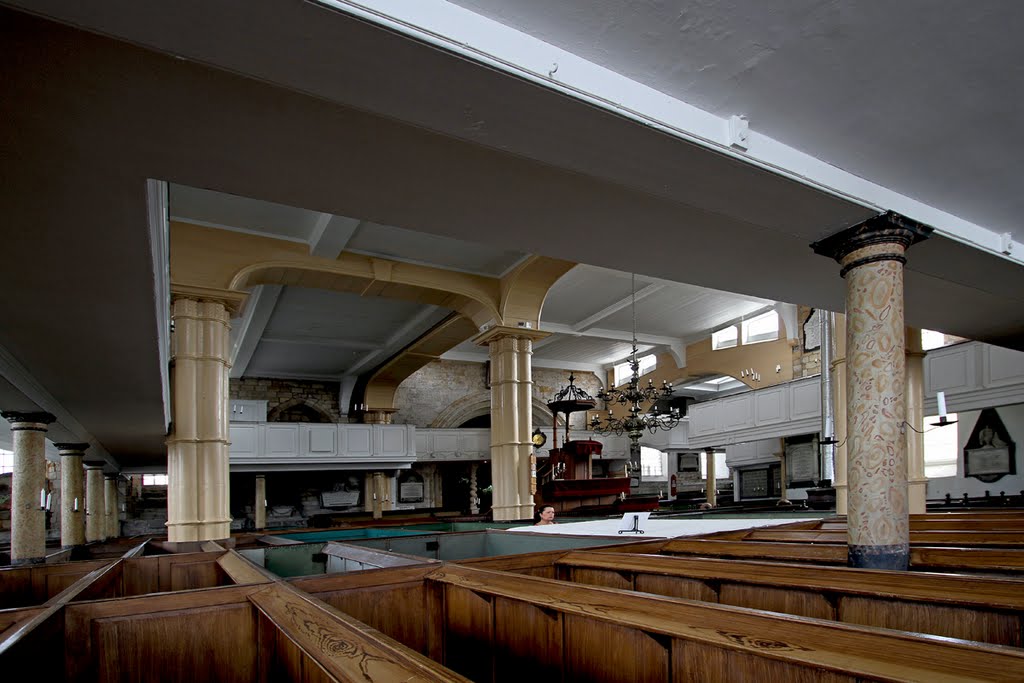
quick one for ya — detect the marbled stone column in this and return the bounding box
[85,461,106,543]
[2,411,55,564]
[813,212,931,570]
[905,327,928,514]
[166,296,232,543]
[104,475,119,540]
[704,448,716,508]
[254,475,267,531]
[56,442,88,549]
[476,327,548,521]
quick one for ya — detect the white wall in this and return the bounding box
[926,403,1024,500]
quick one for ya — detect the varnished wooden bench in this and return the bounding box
[661,538,1024,573]
[554,550,1024,646]
[426,564,1024,682]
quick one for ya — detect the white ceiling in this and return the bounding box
[2,1,1023,467]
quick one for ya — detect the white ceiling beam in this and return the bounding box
[309,213,361,258]
[541,322,680,348]
[572,283,665,332]
[230,285,283,378]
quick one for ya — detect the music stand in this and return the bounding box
[617,512,650,534]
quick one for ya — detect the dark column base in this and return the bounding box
[11,556,46,566]
[848,543,910,570]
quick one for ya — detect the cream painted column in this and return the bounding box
[476,327,549,521]
[166,296,232,544]
[371,472,385,519]
[704,448,716,508]
[832,313,849,515]
[905,327,928,514]
[56,443,87,549]
[84,461,106,543]
[2,412,55,564]
[813,213,930,570]
[104,475,119,539]
[254,475,267,531]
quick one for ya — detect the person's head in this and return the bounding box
[538,505,555,523]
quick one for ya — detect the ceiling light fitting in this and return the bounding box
[589,274,680,447]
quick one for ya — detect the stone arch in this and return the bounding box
[428,391,563,429]
[267,398,335,423]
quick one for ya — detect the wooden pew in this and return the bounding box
[661,538,1024,573]
[746,528,1024,547]
[322,541,438,572]
[0,559,112,608]
[426,564,1024,683]
[554,551,1024,646]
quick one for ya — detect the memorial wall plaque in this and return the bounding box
[399,481,425,503]
[803,308,821,352]
[321,490,360,508]
[740,468,769,499]
[786,440,819,486]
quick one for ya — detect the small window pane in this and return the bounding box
[143,474,168,486]
[712,326,738,350]
[742,311,779,345]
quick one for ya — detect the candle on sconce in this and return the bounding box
[937,391,947,418]
[40,488,46,509]
[45,493,52,511]
[74,497,79,512]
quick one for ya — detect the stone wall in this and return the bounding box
[391,359,604,428]
[230,378,342,423]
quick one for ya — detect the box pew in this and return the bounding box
[292,564,441,655]
[54,549,471,682]
[0,559,112,608]
[250,580,471,682]
[820,515,1024,532]
[554,551,1024,646]
[322,541,439,573]
[426,564,1024,683]
[661,538,1024,574]
[120,550,231,596]
[0,557,126,679]
[745,528,1024,547]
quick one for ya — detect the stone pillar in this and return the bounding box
[104,475,119,540]
[476,327,548,521]
[254,475,267,531]
[85,461,106,543]
[905,327,928,514]
[56,442,88,549]
[166,296,232,544]
[2,411,55,564]
[704,448,716,508]
[832,313,849,515]
[813,211,931,569]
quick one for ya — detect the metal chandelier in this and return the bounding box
[589,274,681,447]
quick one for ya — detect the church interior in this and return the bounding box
[3,2,1024,681]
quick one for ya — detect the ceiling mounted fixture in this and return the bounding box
[590,274,680,447]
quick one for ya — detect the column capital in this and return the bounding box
[811,211,932,277]
[83,459,106,469]
[473,325,551,346]
[170,286,248,316]
[55,442,90,456]
[2,410,55,428]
